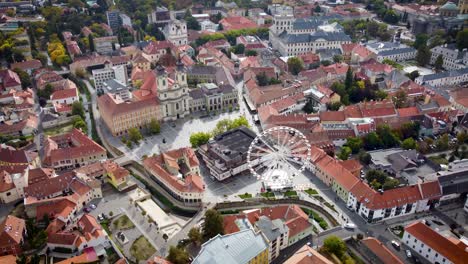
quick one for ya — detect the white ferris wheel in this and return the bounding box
[246,126,311,191]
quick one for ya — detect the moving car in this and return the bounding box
[406,250,412,258]
[391,240,400,250]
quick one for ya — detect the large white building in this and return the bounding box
[269,15,351,56]
[430,44,468,70]
[92,62,128,90]
[163,19,188,46]
[415,67,468,87]
[365,42,417,62]
[402,221,468,264]
[156,63,190,121]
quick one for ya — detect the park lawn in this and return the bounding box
[130,236,156,261]
[305,188,318,195]
[112,215,135,230]
[284,190,298,197]
[429,156,449,165]
[44,123,74,136]
[239,193,252,199]
[260,191,275,198]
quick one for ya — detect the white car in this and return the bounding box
[391,240,400,250]
[90,204,96,209]
[406,250,412,258]
[344,223,356,230]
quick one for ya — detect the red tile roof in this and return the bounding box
[143,148,204,193]
[0,69,21,90]
[50,87,78,101]
[11,60,42,71]
[404,221,468,264]
[319,111,346,122]
[219,16,257,31]
[0,215,25,246]
[361,237,404,264]
[102,160,129,181]
[43,128,106,166]
[397,107,420,117]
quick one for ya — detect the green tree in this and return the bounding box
[406,70,420,81]
[337,146,352,160]
[287,57,304,75]
[88,34,95,52]
[203,209,224,241]
[148,119,160,134]
[232,44,245,54]
[377,125,400,148]
[188,227,202,245]
[73,116,88,133]
[322,235,346,258]
[186,16,201,30]
[13,68,31,89]
[326,101,342,111]
[435,134,449,151]
[402,138,417,150]
[72,101,85,119]
[314,5,321,13]
[383,9,399,24]
[333,54,343,63]
[167,246,190,264]
[416,45,431,66]
[456,29,468,51]
[302,99,315,114]
[345,137,363,154]
[358,150,372,165]
[245,50,257,56]
[413,34,429,49]
[256,72,269,86]
[37,83,54,99]
[35,53,48,66]
[190,132,211,148]
[363,132,382,150]
[397,122,420,140]
[344,68,353,92]
[435,54,444,71]
[392,90,408,108]
[128,127,143,143]
[383,178,399,190]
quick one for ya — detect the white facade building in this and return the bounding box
[200,20,218,32]
[365,42,417,62]
[402,221,468,264]
[415,67,468,87]
[92,63,128,90]
[156,63,190,121]
[163,19,188,46]
[430,44,468,70]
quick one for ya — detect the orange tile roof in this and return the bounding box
[143,148,204,193]
[43,128,106,165]
[36,197,77,221]
[319,111,346,122]
[51,87,78,101]
[405,221,468,264]
[361,237,404,264]
[0,215,25,246]
[397,107,420,117]
[284,245,333,264]
[103,161,129,181]
[219,16,257,31]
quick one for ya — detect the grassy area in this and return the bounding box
[429,156,449,165]
[44,123,73,136]
[260,191,275,198]
[324,202,338,213]
[284,190,298,197]
[305,188,318,195]
[238,193,252,199]
[301,207,329,230]
[130,236,156,261]
[100,219,111,234]
[112,215,135,230]
[220,209,240,215]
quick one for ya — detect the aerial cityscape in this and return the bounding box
[0,0,467,263]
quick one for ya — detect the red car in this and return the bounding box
[83,208,91,213]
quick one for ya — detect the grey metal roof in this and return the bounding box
[377,47,416,56]
[188,65,218,75]
[192,229,268,264]
[280,31,351,44]
[420,67,468,82]
[255,216,288,242]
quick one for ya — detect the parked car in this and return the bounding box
[413,256,421,263]
[97,215,104,221]
[90,204,96,209]
[391,240,400,250]
[406,250,412,258]
[83,207,91,213]
[344,223,356,230]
